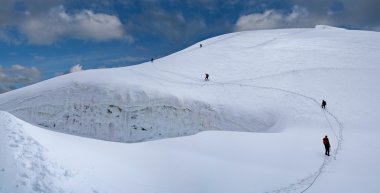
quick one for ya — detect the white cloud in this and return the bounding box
[70,64,83,73]
[235,6,310,31]
[20,6,126,44]
[0,64,41,93]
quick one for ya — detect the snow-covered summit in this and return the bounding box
[315,25,346,30]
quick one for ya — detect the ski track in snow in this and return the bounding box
[150,29,311,86]
[227,67,375,83]
[213,82,344,193]
[170,28,308,58]
[150,58,345,193]
[97,28,345,192]
[1,66,344,193]
[245,29,308,50]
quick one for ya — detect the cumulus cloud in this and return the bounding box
[69,64,83,73]
[298,0,380,30]
[53,63,84,77]
[1,0,379,46]
[19,6,125,44]
[0,64,41,93]
[235,6,312,31]
[235,0,380,31]
[0,2,127,45]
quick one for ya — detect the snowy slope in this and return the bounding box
[0,111,332,193]
[1,26,380,193]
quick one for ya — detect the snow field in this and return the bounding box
[1,26,380,192]
[1,111,332,193]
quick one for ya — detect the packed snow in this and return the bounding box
[1,26,380,193]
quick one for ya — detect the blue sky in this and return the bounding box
[0,0,379,93]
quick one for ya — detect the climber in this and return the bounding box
[323,135,331,156]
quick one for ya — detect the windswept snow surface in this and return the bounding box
[1,26,380,192]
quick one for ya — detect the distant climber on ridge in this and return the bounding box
[321,100,327,109]
[323,135,331,156]
[151,58,154,63]
[204,73,209,81]
[200,44,203,48]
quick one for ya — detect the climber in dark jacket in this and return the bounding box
[321,100,327,109]
[323,135,331,156]
[205,73,209,81]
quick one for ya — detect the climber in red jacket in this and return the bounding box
[323,135,331,156]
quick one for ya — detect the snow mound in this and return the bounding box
[0,111,71,193]
[0,26,379,143]
[0,109,332,193]
[315,25,346,30]
[0,80,320,142]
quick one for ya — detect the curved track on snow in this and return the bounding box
[1,28,354,193]
[150,61,345,193]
